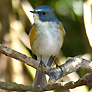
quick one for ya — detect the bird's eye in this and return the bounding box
[42,11,46,15]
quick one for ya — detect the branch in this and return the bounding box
[0,44,92,91]
[0,73,92,91]
[49,57,92,83]
[0,44,50,75]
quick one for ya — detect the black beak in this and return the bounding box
[30,10,36,13]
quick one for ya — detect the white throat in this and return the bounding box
[33,14,42,23]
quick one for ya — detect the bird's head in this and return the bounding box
[30,5,58,23]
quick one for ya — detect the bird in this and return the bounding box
[29,5,66,87]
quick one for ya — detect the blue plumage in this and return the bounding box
[32,5,59,22]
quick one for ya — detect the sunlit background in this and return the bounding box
[0,0,92,92]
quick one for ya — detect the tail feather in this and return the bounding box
[32,70,47,87]
[33,57,53,87]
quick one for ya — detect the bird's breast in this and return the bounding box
[31,22,63,57]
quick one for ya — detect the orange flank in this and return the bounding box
[59,22,66,36]
[30,24,37,47]
[59,22,66,42]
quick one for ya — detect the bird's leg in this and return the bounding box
[54,60,61,68]
[52,56,64,70]
[53,58,64,77]
[48,56,63,83]
[48,55,63,70]
[48,55,61,68]
[38,55,46,71]
[47,56,56,66]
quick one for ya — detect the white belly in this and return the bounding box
[31,22,63,58]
